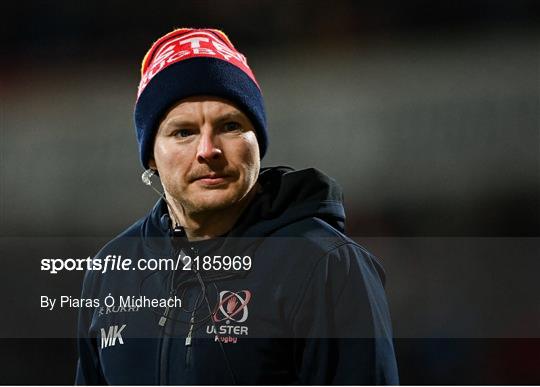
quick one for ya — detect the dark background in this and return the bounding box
[1,0,539,384]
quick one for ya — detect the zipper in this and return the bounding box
[185,310,196,368]
[158,288,176,385]
[158,226,186,384]
[184,245,202,369]
[158,324,170,384]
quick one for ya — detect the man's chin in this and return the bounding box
[186,191,240,212]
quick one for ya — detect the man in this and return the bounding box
[75,28,399,385]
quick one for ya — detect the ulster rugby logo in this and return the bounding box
[213,290,251,323]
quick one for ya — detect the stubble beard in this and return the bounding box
[166,182,246,218]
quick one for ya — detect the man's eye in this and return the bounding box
[223,122,241,132]
[174,129,193,138]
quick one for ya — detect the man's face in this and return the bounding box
[149,96,260,214]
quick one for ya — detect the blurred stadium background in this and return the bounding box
[2,0,539,384]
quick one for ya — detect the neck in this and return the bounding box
[165,187,257,241]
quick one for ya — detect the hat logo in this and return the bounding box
[138,31,253,97]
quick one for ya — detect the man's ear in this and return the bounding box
[148,157,157,170]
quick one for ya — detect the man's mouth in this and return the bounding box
[194,173,230,186]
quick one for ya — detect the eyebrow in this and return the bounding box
[214,111,245,124]
[161,111,246,130]
[161,117,196,129]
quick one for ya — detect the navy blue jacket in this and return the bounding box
[75,167,399,385]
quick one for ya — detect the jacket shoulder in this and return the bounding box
[266,217,387,285]
[269,216,352,251]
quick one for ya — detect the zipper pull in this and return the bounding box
[158,306,170,327]
[159,289,176,327]
[185,312,195,346]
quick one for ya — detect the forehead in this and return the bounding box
[164,96,246,119]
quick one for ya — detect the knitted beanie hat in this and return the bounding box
[134,28,267,169]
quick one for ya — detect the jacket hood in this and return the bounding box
[231,166,346,237]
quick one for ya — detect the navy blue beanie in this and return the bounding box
[134,28,267,169]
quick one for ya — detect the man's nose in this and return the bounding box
[196,131,222,162]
